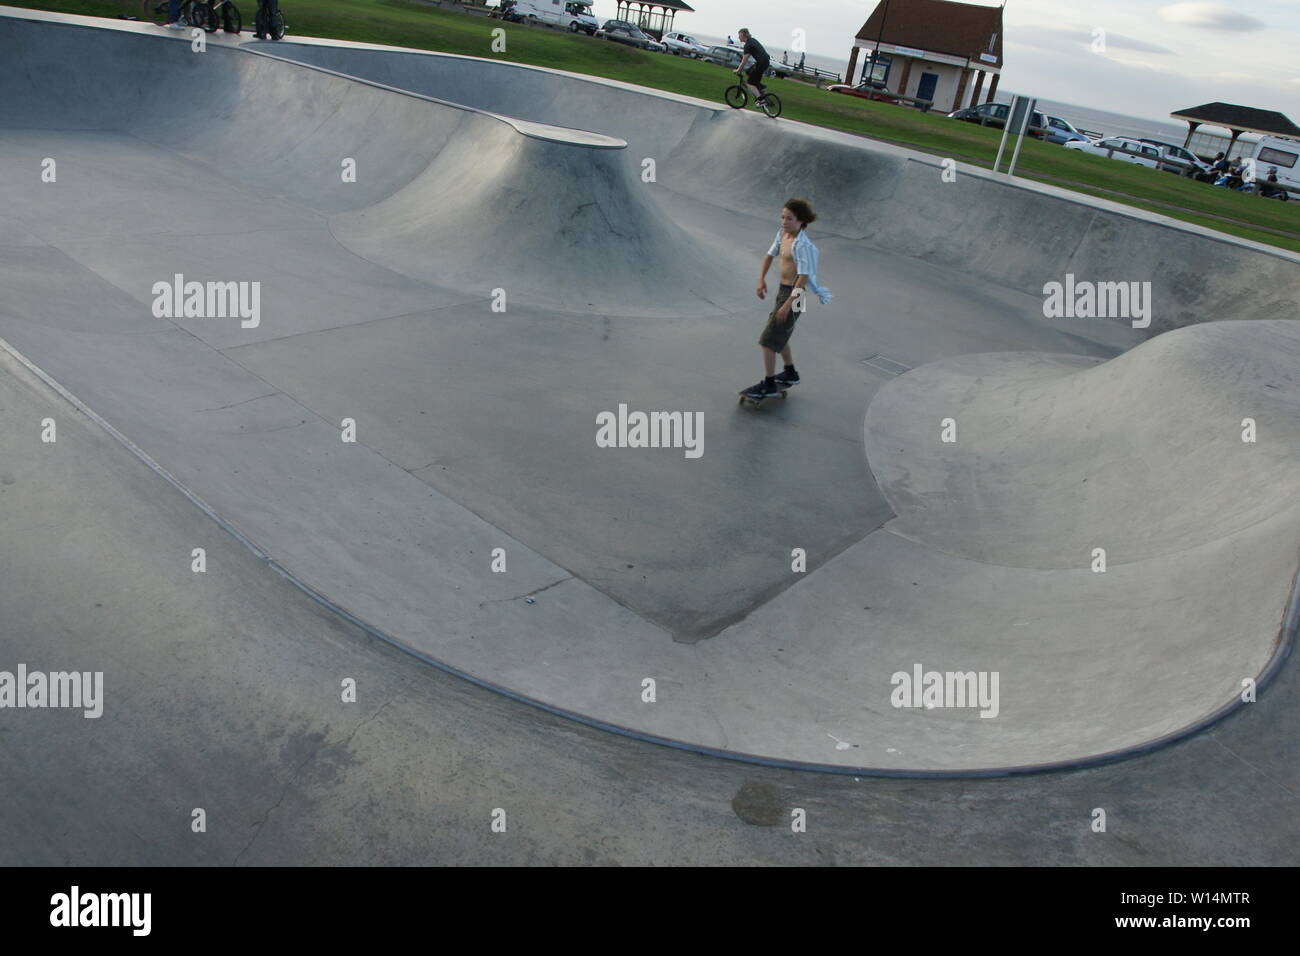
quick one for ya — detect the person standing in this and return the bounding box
[162,0,185,28]
[741,198,833,401]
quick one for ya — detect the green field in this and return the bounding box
[12,0,1300,252]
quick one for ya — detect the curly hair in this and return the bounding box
[783,198,817,228]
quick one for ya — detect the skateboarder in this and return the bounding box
[741,198,832,402]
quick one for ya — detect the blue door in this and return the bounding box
[916,72,939,103]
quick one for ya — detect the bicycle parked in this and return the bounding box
[253,0,286,40]
[724,71,781,118]
[192,0,242,33]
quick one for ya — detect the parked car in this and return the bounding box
[826,78,902,105]
[700,44,745,69]
[512,0,598,35]
[949,102,1050,140]
[1136,138,1212,177]
[1064,136,1162,168]
[661,31,707,57]
[1044,115,1089,145]
[599,19,661,50]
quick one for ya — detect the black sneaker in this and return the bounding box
[742,379,780,399]
[774,367,800,387]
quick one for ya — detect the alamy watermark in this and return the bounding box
[890,663,1000,718]
[1042,274,1152,328]
[152,273,261,328]
[0,664,103,718]
[50,886,150,935]
[595,404,703,459]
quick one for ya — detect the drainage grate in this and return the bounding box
[861,354,913,376]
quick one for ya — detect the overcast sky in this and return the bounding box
[609,0,1300,124]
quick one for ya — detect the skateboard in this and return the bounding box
[738,386,789,407]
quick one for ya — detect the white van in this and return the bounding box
[514,0,598,35]
[1251,135,1300,190]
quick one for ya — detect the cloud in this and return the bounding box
[1101,33,1177,55]
[1012,26,1174,55]
[1157,3,1265,32]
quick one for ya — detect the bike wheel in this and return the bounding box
[222,2,241,32]
[723,85,747,109]
[191,1,215,31]
[760,93,782,118]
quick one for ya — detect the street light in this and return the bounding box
[871,0,890,84]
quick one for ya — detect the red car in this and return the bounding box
[826,79,901,105]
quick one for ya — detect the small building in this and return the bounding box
[848,0,1004,113]
[612,0,694,40]
[1170,102,1300,160]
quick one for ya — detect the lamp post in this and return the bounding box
[871,0,890,85]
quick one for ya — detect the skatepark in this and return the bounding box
[1,8,1297,863]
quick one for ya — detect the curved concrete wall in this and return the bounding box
[0,19,731,312]
[265,40,1300,334]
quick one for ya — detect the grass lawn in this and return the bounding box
[12,0,1300,252]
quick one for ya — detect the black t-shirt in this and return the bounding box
[743,36,769,68]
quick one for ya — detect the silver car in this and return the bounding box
[702,44,744,69]
[662,31,707,56]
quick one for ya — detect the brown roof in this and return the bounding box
[622,0,695,10]
[856,0,1004,67]
[1170,102,1300,138]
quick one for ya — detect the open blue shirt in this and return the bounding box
[767,229,833,305]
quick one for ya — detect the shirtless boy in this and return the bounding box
[742,198,833,401]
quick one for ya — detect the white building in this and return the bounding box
[847,0,1004,113]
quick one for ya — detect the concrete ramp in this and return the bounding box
[263,36,1300,332]
[1,10,1296,774]
[866,321,1300,567]
[330,118,730,314]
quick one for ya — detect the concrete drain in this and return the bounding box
[862,354,913,376]
[731,780,786,827]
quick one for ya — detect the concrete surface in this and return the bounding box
[0,8,1297,784]
[2,343,1297,865]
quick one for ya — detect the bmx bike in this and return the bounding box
[192,0,242,33]
[253,0,286,39]
[724,74,782,118]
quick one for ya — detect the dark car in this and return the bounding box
[949,102,1050,140]
[600,19,659,50]
[826,78,902,105]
